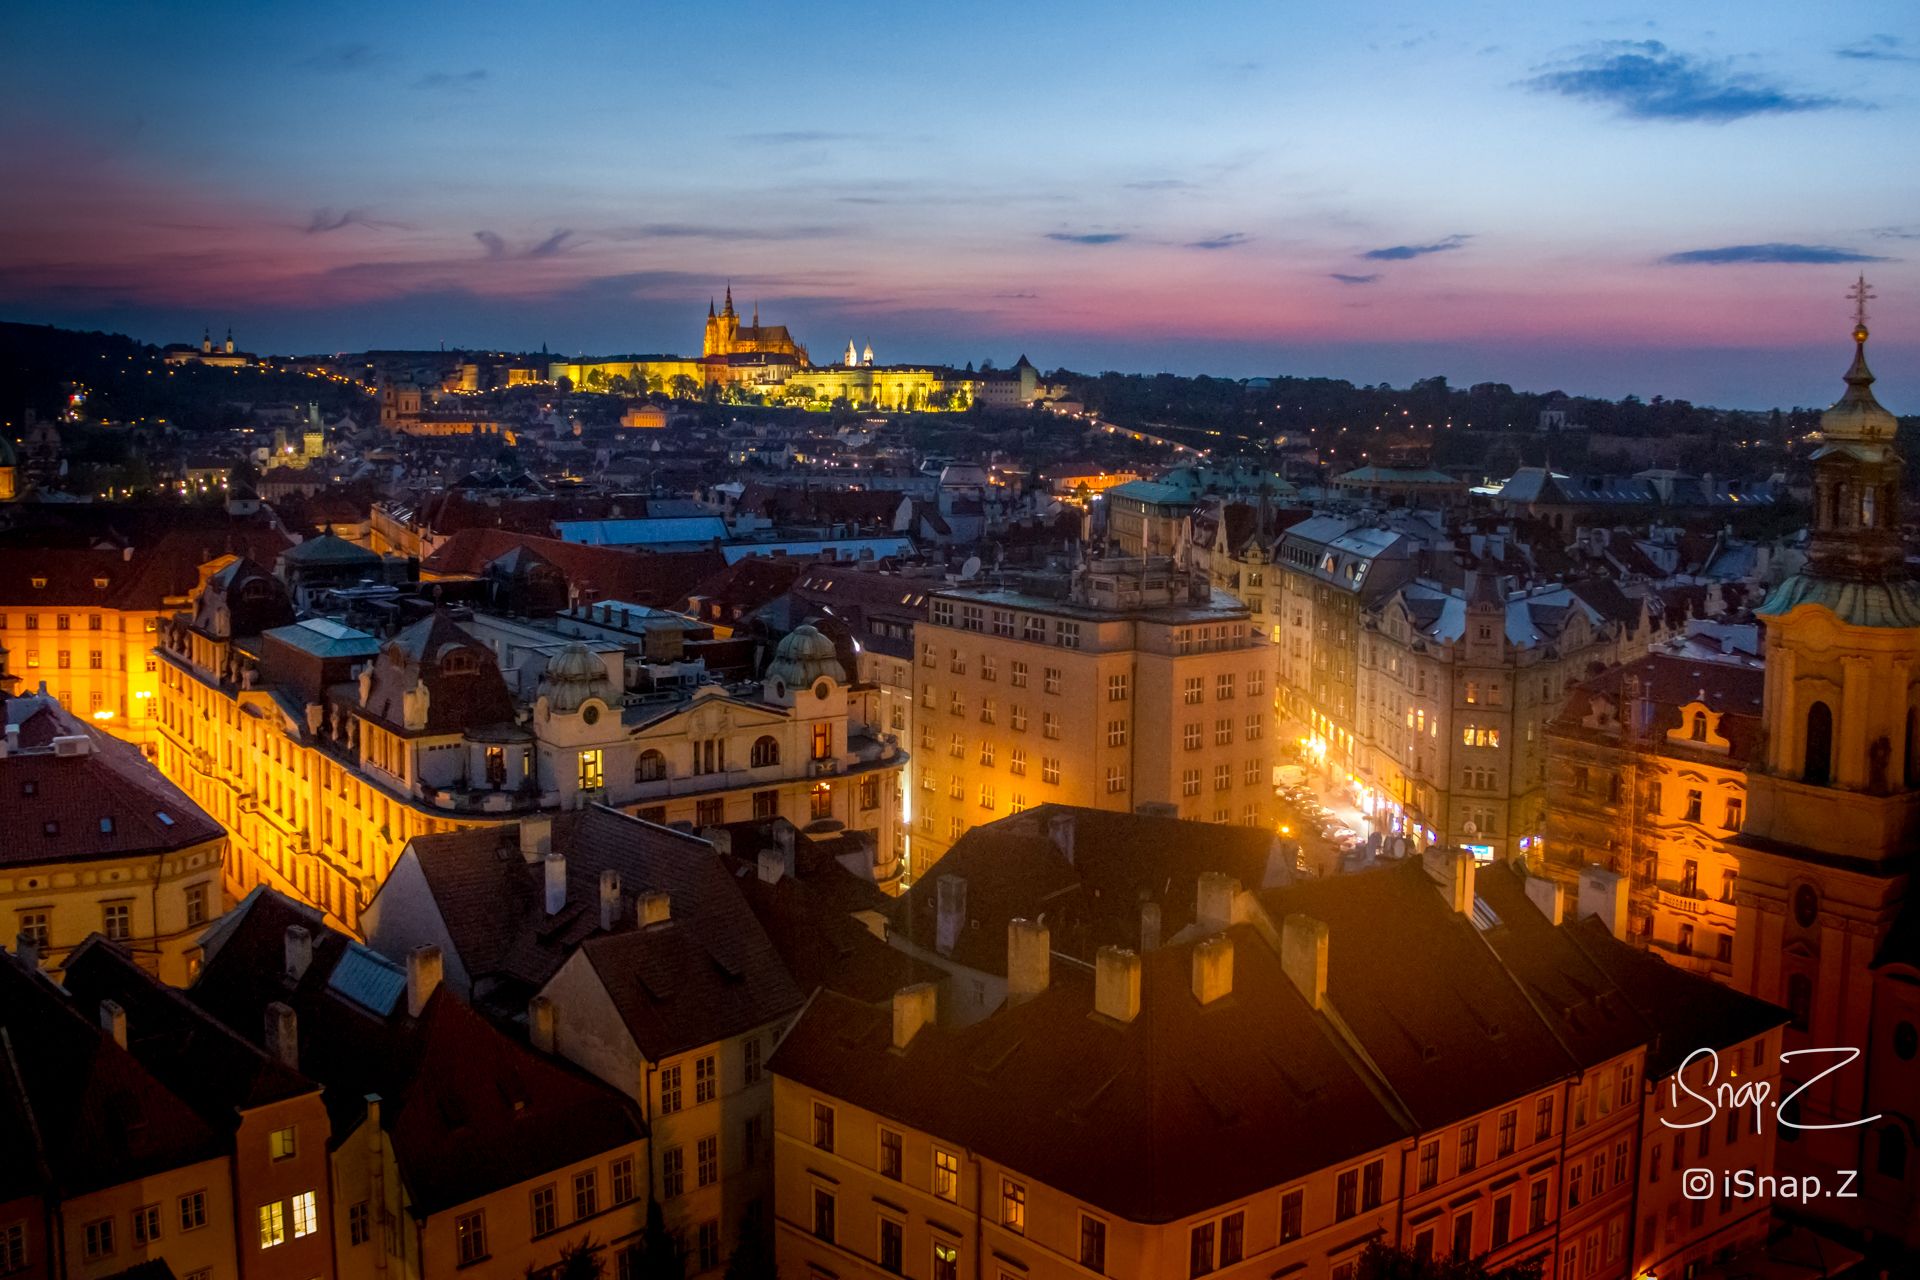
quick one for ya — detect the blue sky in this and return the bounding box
[1,0,1915,407]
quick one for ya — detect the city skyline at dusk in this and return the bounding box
[2,0,1916,407]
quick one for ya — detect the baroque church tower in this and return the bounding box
[1732,278,1920,1245]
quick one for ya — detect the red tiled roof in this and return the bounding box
[423,528,722,607]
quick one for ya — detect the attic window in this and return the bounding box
[94,577,110,589]
[155,810,175,827]
[30,577,46,589]
[100,817,115,834]
[43,821,58,836]
[441,652,478,675]
[21,781,35,796]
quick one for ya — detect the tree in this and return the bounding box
[629,1200,683,1280]
[668,374,699,401]
[1355,1241,1545,1280]
[526,1234,606,1280]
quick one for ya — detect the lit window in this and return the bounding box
[933,1149,960,1201]
[577,749,604,790]
[270,1126,296,1160]
[455,1211,487,1265]
[258,1202,285,1250]
[291,1192,316,1239]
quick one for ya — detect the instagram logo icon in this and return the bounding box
[1682,1169,1716,1200]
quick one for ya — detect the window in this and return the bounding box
[102,902,130,942]
[1054,621,1080,649]
[1184,721,1202,750]
[934,1148,960,1201]
[695,1054,717,1104]
[578,749,604,790]
[574,1170,599,1219]
[934,1242,960,1280]
[949,648,966,675]
[1215,717,1233,746]
[1010,748,1027,776]
[1043,756,1060,785]
[1183,769,1201,796]
[1528,1178,1548,1231]
[810,782,833,819]
[980,699,997,725]
[1214,763,1231,792]
[1043,711,1060,739]
[271,1125,297,1160]
[1011,660,1028,687]
[697,1136,718,1187]
[813,1188,836,1242]
[879,1219,904,1273]
[749,736,779,768]
[348,1201,370,1246]
[981,656,997,682]
[1419,1140,1440,1189]
[1107,766,1126,794]
[697,1221,721,1271]
[813,1100,836,1151]
[879,1127,903,1179]
[1491,1195,1513,1249]
[1461,724,1499,747]
[1044,667,1062,694]
[980,741,996,767]
[1497,1108,1517,1156]
[132,1204,161,1245]
[179,1190,207,1232]
[1107,719,1128,747]
[1107,673,1129,701]
[1685,789,1703,822]
[1011,704,1028,732]
[1218,1210,1243,1265]
[16,912,47,952]
[753,789,778,819]
[662,1148,684,1199]
[1362,1158,1384,1210]
[1459,1123,1479,1173]
[813,723,833,760]
[1190,1221,1216,1276]
[1337,1168,1359,1220]
[744,1114,766,1167]
[1534,1095,1554,1141]
[661,1064,683,1113]
[85,1218,115,1259]
[258,1202,285,1249]
[1725,796,1744,829]
[456,1211,487,1265]
[1246,712,1263,740]
[1280,1188,1303,1242]
[1002,1179,1026,1232]
[1451,1211,1473,1262]
[1079,1216,1106,1273]
[185,881,207,927]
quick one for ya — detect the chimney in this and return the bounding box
[1525,874,1564,925]
[13,932,39,971]
[934,875,967,956]
[519,814,553,861]
[406,945,443,1018]
[1281,914,1330,1011]
[528,994,557,1054]
[283,925,312,981]
[1006,918,1051,1006]
[638,891,671,925]
[1196,872,1240,933]
[1139,901,1162,952]
[774,822,795,861]
[1448,851,1477,916]
[1047,811,1076,864]
[544,852,567,916]
[1578,865,1629,940]
[1093,947,1142,1023]
[891,983,937,1049]
[702,827,733,857]
[757,846,789,884]
[595,869,623,931]
[1191,933,1235,1006]
[99,999,127,1048]
[264,1002,299,1067]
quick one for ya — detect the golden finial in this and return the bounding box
[1848,274,1875,344]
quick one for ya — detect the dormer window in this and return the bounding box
[440,652,478,675]
[94,577,109,589]
[1691,711,1708,741]
[30,577,46,589]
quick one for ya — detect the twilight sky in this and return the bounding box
[2,0,1916,408]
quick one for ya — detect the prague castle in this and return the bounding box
[703,285,810,364]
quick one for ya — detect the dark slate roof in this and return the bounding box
[1551,651,1766,766]
[188,887,645,1216]
[894,805,1291,972]
[354,610,516,738]
[769,924,1409,1224]
[282,533,380,567]
[423,528,723,608]
[0,693,223,864]
[724,858,936,1005]
[0,950,225,1204]
[404,806,806,1052]
[1261,860,1579,1129]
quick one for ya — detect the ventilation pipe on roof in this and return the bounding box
[1192,933,1234,1006]
[1006,918,1051,1007]
[1448,851,1477,916]
[529,994,557,1054]
[99,999,128,1049]
[407,945,443,1018]
[934,876,967,956]
[1196,872,1240,934]
[519,814,554,861]
[1139,902,1162,953]
[544,852,567,916]
[1525,874,1564,925]
[599,869,622,931]
[1093,947,1142,1023]
[13,931,39,971]
[265,1002,299,1067]
[284,925,313,982]
[891,983,937,1049]
[1578,865,1629,940]
[1281,914,1329,1011]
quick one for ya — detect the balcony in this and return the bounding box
[1655,883,1708,915]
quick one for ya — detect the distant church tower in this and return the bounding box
[1732,277,1920,1230]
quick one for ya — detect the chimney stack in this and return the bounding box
[638,891,671,926]
[599,869,622,931]
[519,814,553,861]
[407,945,443,1018]
[284,925,312,981]
[1139,901,1162,952]
[544,852,567,916]
[757,847,789,884]
[1448,850,1477,916]
[99,999,128,1048]
[13,932,39,971]
[1191,933,1235,1005]
[1578,865,1629,940]
[1525,874,1564,925]
[891,983,937,1049]
[1006,918,1051,1006]
[264,1002,299,1067]
[1047,811,1076,864]
[1281,914,1330,1011]
[1196,872,1240,934]
[935,876,967,956]
[529,994,557,1054]
[1093,947,1142,1023]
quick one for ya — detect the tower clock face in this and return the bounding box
[1792,885,1819,929]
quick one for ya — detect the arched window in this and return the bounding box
[1803,701,1834,785]
[1786,973,1813,1033]
[634,749,666,783]
[750,736,780,768]
[1877,1124,1908,1180]
[1691,711,1708,741]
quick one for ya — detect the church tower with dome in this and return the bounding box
[1731,278,1920,1250]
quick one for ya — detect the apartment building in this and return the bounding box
[911,558,1271,869]
[3,688,225,984]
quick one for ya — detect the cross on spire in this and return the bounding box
[1848,274,1875,332]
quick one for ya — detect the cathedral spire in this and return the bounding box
[1821,275,1895,444]
[724,282,734,317]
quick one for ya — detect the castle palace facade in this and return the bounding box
[702,286,810,365]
